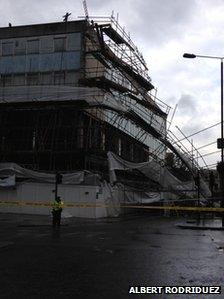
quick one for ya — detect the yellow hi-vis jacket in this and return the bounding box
[52,200,64,212]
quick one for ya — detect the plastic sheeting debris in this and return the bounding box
[0,162,100,185]
[107,151,211,198]
[0,175,15,187]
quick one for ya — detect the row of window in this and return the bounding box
[0,128,147,163]
[0,71,79,86]
[1,37,68,56]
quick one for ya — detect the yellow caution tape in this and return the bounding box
[0,200,224,212]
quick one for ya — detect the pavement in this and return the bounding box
[1,212,224,299]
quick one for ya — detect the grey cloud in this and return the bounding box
[180,119,218,146]
[175,94,202,135]
[176,93,219,149]
[181,122,203,137]
[0,0,197,44]
[86,0,198,47]
[126,0,198,46]
[177,94,198,115]
[0,0,89,26]
[0,0,112,27]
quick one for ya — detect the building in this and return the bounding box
[0,16,210,218]
[0,17,168,175]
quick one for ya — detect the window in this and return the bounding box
[40,72,53,85]
[14,74,25,86]
[54,71,65,85]
[0,74,12,86]
[54,37,66,52]
[40,37,53,53]
[2,42,13,56]
[65,71,79,85]
[130,143,134,161]
[27,39,39,54]
[14,40,26,55]
[5,74,12,86]
[118,138,122,155]
[32,130,36,149]
[26,73,39,85]
[77,127,84,149]
[101,131,105,151]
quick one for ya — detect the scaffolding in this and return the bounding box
[0,16,210,198]
[80,15,170,160]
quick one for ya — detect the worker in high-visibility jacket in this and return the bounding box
[52,197,64,228]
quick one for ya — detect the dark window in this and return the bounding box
[27,73,39,85]
[2,42,13,56]
[54,72,65,85]
[118,138,122,155]
[14,40,26,55]
[0,74,12,86]
[40,72,53,85]
[14,74,25,86]
[54,37,66,52]
[77,127,84,149]
[27,40,39,54]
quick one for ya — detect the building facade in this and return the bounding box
[0,18,168,174]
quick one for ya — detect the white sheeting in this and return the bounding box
[101,181,121,217]
[176,149,211,198]
[100,181,162,217]
[0,175,15,187]
[107,151,211,198]
[0,85,129,113]
[123,188,161,204]
[0,86,102,103]
[107,151,194,191]
[0,162,86,184]
[108,151,162,183]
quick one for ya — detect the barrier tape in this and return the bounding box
[0,200,224,213]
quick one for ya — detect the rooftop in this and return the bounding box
[0,20,87,39]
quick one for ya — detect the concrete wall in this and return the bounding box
[0,182,108,218]
[0,21,86,39]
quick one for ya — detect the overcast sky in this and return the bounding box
[1,0,223,167]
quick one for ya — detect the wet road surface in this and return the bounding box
[0,213,224,299]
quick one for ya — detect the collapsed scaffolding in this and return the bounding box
[0,15,211,213]
[80,14,211,201]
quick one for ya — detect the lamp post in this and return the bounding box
[183,53,224,226]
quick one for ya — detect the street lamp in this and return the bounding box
[183,53,224,226]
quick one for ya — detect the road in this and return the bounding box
[0,213,224,299]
